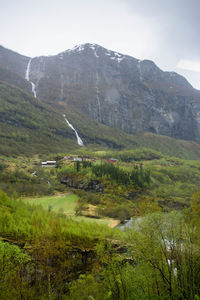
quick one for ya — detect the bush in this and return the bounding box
[100,204,131,221]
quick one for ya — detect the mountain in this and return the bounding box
[1,82,200,159]
[0,81,147,156]
[0,45,29,77]
[0,46,31,92]
[0,81,78,155]
[1,43,200,157]
[0,66,31,92]
[1,43,198,143]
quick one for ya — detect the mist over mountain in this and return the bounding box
[1,43,200,149]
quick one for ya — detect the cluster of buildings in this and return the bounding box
[41,157,118,167]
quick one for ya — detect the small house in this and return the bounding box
[73,157,82,162]
[41,160,56,167]
[107,158,118,163]
[64,156,73,160]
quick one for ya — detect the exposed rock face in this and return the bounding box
[0,46,31,92]
[0,45,30,77]
[0,66,31,92]
[60,175,104,192]
[1,43,200,142]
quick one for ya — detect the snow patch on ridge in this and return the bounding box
[65,44,85,54]
[89,44,99,58]
[59,53,64,60]
[60,43,125,62]
[105,50,124,63]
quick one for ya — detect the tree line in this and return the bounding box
[91,162,151,188]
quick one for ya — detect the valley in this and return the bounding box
[1,150,200,299]
[1,148,199,221]
[0,42,200,299]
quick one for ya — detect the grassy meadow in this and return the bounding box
[22,193,120,227]
[23,193,78,215]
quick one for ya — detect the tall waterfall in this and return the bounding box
[63,114,84,146]
[96,86,101,122]
[25,58,37,98]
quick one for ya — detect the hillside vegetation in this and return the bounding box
[1,80,200,160]
[0,141,200,299]
[1,148,200,221]
[0,82,81,155]
[1,188,200,299]
[1,44,200,299]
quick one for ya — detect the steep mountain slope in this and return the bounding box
[0,46,32,92]
[0,66,31,92]
[0,81,143,155]
[1,81,200,159]
[0,45,30,77]
[1,79,200,158]
[10,43,199,143]
[0,82,80,155]
[1,44,200,158]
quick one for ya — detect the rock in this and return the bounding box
[60,176,104,192]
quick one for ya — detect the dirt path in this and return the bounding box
[108,219,121,228]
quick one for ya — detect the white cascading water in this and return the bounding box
[25,58,37,98]
[63,114,84,146]
[95,72,102,122]
[96,87,102,122]
[137,60,143,81]
[60,74,64,100]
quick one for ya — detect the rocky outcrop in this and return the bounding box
[60,175,104,192]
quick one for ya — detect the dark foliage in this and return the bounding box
[92,162,150,188]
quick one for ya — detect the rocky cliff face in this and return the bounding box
[0,46,31,91]
[1,43,200,143]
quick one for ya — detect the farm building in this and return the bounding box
[64,156,74,160]
[41,161,56,167]
[107,158,118,163]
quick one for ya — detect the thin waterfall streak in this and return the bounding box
[31,83,37,98]
[63,114,84,146]
[25,59,32,81]
[95,71,101,122]
[60,74,64,100]
[25,58,37,98]
[96,87,101,122]
[137,60,143,81]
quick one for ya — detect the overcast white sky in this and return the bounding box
[1,0,200,89]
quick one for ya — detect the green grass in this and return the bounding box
[74,216,116,226]
[22,193,119,227]
[22,193,78,215]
